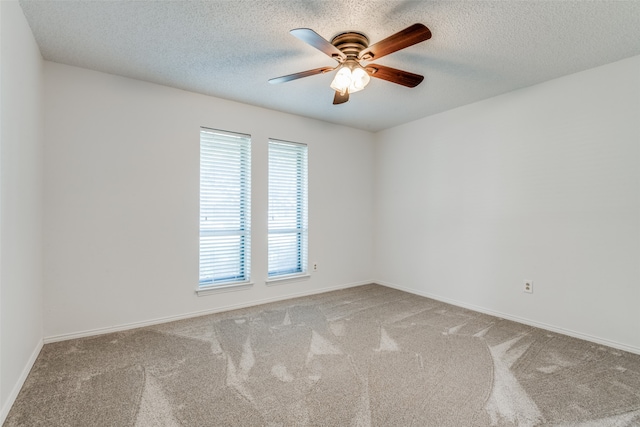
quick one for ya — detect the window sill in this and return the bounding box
[196,281,254,297]
[265,273,311,286]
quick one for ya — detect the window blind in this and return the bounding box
[268,139,308,277]
[199,128,251,287]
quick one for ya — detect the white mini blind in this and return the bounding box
[268,139,308,277]
[199,128,251,287]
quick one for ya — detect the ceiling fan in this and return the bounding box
[269,23,432,105]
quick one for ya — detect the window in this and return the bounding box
[199,128,251,288]
[268,139,308,277]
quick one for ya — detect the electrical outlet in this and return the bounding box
[524,280,533,294]
[313,262,318,272]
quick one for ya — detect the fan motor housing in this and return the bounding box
[331,32,369,59]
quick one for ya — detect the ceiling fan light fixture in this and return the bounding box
[330,66,351,94]
[329,63,370,95]
[271,24,431,104]
[349,66,370,93]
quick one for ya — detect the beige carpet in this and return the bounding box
[5,284,640,426]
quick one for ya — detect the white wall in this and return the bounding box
[374,55,640,353]
[0,1,44,421]
[44,56,640,352]
[43,62,375,340]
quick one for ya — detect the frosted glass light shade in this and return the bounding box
[330,67,352,94]
[330,63,371,95]
[349,67,370,93]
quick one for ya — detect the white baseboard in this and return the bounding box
[44,280,373,344]
[376,280,640,356]
[1,338,44,425]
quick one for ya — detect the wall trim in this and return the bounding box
[376,280,640,356]
[1,339,44,425]
[44,280,372,344]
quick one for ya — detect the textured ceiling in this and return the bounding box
[18,0,640,132]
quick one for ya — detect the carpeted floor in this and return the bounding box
[5,284,640,426]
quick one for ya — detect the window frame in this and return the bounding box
[198,127,252,293]
[267,139,309,282]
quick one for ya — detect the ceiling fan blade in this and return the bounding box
[269,66,335,84]
[290,28,346,61]
[333,90,349,105]
[365,64,424,87]
[359,23,431,61]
